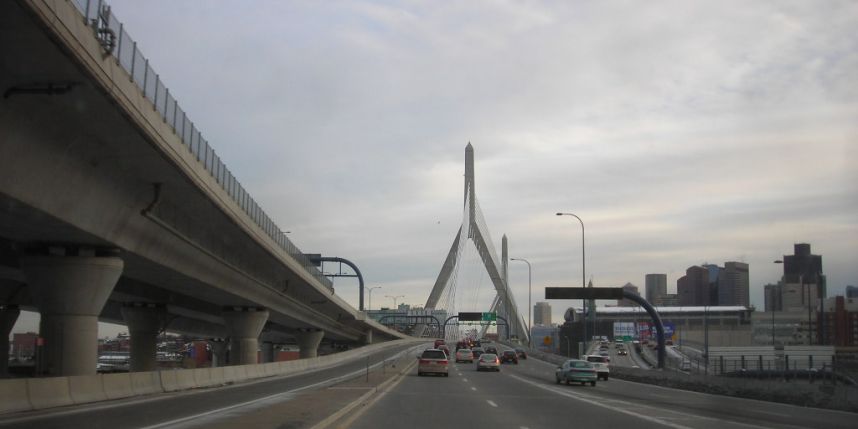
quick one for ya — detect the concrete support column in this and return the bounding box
[208,339,228,367]
[296,329,324,359]
[21,253,123,376]
[120,303,166,372]
[0,305,20,378]
[222,307,268,365]
[261,341,275,363]
[363,328,373,345]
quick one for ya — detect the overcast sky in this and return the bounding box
[15,0,858,336]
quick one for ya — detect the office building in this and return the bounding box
[617,283,640,307]
[678,265,711,306]
[781,243,826,311]
[533,302,552,326]
[846,285,858,298]
[719,262,750,306]
[764,283,782,312]
[645,274,667,304]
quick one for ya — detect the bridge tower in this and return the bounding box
[423,144,528,343]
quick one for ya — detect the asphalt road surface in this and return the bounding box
[347,343,856,429]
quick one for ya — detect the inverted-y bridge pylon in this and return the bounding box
[423,144,528,344]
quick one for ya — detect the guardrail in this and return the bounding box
[67,0,332,291]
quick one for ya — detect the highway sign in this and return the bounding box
[458,312,482,321]
[481,312,497,322]
[545,287,624,300]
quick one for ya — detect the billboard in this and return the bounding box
[613,322,635,339]
[651,322,676,340]
[637,322,651,340]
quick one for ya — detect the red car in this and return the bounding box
[434,339,446,348]
[500,350,519,364]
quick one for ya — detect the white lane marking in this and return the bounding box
[509,374,774,429]
[520,427,530,429]
[471,387,477,391]
[486,400,498,408]
[462,378,468,382]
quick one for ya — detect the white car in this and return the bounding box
[585,355,610,380]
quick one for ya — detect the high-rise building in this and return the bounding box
[533,302,552,326]
[846,285,858,298]
[764,283,783,312]
[678,265,710,306]
[701,263,722,305]
[719,262,750,306]
[645,274,667,304]
[617,283,640,307]
[780,243,826,312]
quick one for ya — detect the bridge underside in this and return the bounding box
[0,0,401,354]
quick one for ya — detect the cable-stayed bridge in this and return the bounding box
[421,144,529,344]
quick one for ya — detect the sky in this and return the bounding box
[13,0,858,336]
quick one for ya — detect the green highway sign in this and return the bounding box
[481,312,497,322]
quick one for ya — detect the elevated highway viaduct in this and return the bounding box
[0,0,407,377]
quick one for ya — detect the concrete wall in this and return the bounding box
[0,338,423,415]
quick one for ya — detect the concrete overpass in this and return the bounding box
[0,0,407,377]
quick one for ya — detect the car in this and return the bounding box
[514,348,527,359]
[477,353,500,371]
[434,339,446,348]
[438,344,451,357]
[417,349,449,377]
[500,350,519,364]
[471,347,485,358]
[555,359,597,386]
[485,346,498,355]
[455,348,474,363]
[679,360,691,371]
[585,355,610,380]
[617,349,628,356]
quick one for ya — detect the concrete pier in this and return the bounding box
[0,305,20,377]
[20,253,123,376]
[121,303,166,372]
[297,330,325,358]
[223,307,268,365]
[208,338,228,367]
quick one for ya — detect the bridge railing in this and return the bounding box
[68,0,333,291]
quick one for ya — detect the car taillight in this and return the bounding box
[419,359,430,364]
[439,360,448,365]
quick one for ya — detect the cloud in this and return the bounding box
[66,0,858,326]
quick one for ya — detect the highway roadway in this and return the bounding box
[346,343,855,429]
[0,342,422,429]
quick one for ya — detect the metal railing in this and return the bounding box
[68,0,333,291]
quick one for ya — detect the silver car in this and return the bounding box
[476,353,500,371]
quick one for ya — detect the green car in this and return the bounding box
[555,359,597,386]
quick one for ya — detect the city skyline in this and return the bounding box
[8,0,858,336]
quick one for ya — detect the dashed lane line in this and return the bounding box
[486,400,498,408]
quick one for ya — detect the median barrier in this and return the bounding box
[207,366,225,386]
[174,368,196,391]
[102,372,134,400]
[262,362,278,377]
[27,376,73,409]
[192,368,213,388]
[0,379,32,413]
[159,370,179,392]
[68,374,107,404]
[243,364,260,379]
[222,365,239,383]
[130,371,163,396]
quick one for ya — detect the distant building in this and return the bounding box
[11,332,38,359]
[678,266,711,306]
[764,283,783,312]
[819,295,858,346]
[645,274,667,304]
[719,262,750,306]
[701,264,722,305]
[846,285,858,298]
[533,302,552,326]
[617,282,640,307]
[780,243,826,312]
[657,294,680,306]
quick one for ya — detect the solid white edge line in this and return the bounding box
[137,345,422,429]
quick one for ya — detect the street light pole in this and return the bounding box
[385,295,404,310]
[367,287,381,311]
[510,258,532,349]
[557,212,586,355]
